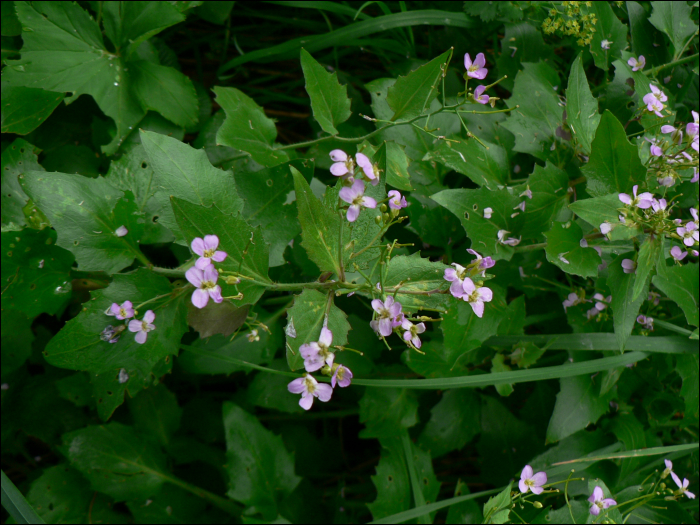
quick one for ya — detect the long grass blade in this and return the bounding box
[1,471,45,524]
[484,334,696,354]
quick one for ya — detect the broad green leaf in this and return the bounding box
[587,1,628,71]
[367,439,410,520]
[496,22,554,92]
[247,360,304,414]
[677,354,699,421]
[187,301,249,339]
[417,389,480,458]
[1,228,73,318]
[518,162,569,238]
[648,1,697,56]
[544,221,601,278]
[56,373,94,408]
[21,171,147,274]
[300,48,351,135]
[24,465,94,524]
[61,422,169,501]
[359,388,419,438]
[569,193,640,241]
[1,1,21,36]
[581,110,647,197]
[404,194,465,248]
[501,62,563,161]
[284,288,350,371]
[128,383,182,447]
[1,138,43,230]
[546,374,615,443]
[566,54,600,155]
[497,295,526,336]
[482,483,511,524]
[1,310,34,380]
[195,1,235,24]
[510,341,546,369]
[431,187,522,261]
[608,253,648,351]
[0,83,63,135]
[180,332,276,375]
[627,1,667,65]
[386,49,450,122]
[214,86,289,167]
[632,236,660,301]
[375,141,413,191]
[140,130,243,243]
[171,197,270,306]
[127,484,207,525]
[652,263,699,327]
[609,413,646,480]
[222,402,301,519]
[402,341,471,379]
[424,139,507,189]
[383,253,449,311]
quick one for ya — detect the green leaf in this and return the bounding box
[518,162,569,238]
[1,470,46,525]
[187,301,249,339]
[648,1,697,56]
[581,110,647,197]
[652,263,699,327]
[501,62,563,161]
[1,310,34,380]
[61,422,169,501]
[359,388,419,439]
[569,193,640,240]
[171,197,270,306]
[247,360,304,414]
[404,194,465,248]
[1,1,21,36]
[0,82,63,135]
[300,48,351,135]
[566,54,600,155]
[587,1,628,71]
[214,86,289,167]
[482,483,511,524]
[1,138,43,230]
[401,434,441,523]
[510,341,546,369]
[140,130,244,243]
[491,354,514,397]
[544,221,601,278]
[284,288,350,371]
[24,465,96,524]
[608,253,649,351]
[546,374,615,443]
[496,22,554,92]
[21,171,147,274]
[633,236,660,301]
[424,139,508,189]
[375,141,413,191]
[386,49,451,122]
[446,481,482,524]
[367,439,411,520]
[627,1,667,65]
[1,228,74,318]
[179,332,276,375]
[383,253,449,311]
[127,484,207,525]
[128,383,182,447]
[677,354,699,421]
[417,389,480,458]
[608,413,646,479]
[222,402,301,519]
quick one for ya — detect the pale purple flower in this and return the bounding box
[671,246,688,261]
[514,201,526,212]
[651,198,667,213]
[186,265,223,308]
[370,296,403,337]
[464,52,488,79]
[299,327,335,372]
[520,187,533,199]
[339,179,377,222]
[661,125,676,134]
[648,84,668,103]
[661,124,682,144]
[483,207,493,219]
[444,263,467,298]
[648,292,660,305]
[618,185,654,209]
[473,85,489,104]
[637,314,654,330]
[563,292,583,310]
[600,40,611,50]
[468,248,495,276]
[671,472,695,499]
[691,168,699,183]
[686,111,699,138]
[128,310,156,344]
[621,259,637,274]
[619,214,627,224]
[355,153,378,185]
[645,97,664,117]
[288,375,333,410]
[650,143,663,157]
[657,175,675,187]
[115,225,128,237]
[330,149,353,177]
[692,134,699,153]
[331,364,353,388]
[401,318,426,348]
[600,221,612,235]
[387,190,408,210]
[691,208,699,227]
[588,486,617,516]
[100,324,125,344]
[497,229,520,246]
[519,465,547,495]
[663,459,674,478]
[191,235,228,270]
[462,278,492,318]
[677,223,699,246]
[628,55,645,71]
[586,307,600,320]
[592,293,611,311]
[107,300,135,320]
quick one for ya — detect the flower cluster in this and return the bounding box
[663,459,696,499]
[101,300,156,345]
[443,249,495,318]
[185,235,228,308]
[541,2,598,46]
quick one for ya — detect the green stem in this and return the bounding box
[653,319,694,337]
[160,473,241,515]
[152,266,187,278]
[645,52,699,77]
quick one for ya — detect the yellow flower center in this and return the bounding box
[203,248,216,258]
[119,308,129,318]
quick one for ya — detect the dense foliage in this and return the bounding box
[1,1,699,523]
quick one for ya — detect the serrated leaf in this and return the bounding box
[25,465,95,524]
[483,483,512,523]
[386,49,450,122]
[608,253,648,351]
[417,389,480,458]
[648,1,697,55]
[375,141,413,191]
[566,54,600,155]
[652,263,699,327]
[587,1,628,71]
[544,221,601,278]
[581,110,647,197]
[359,388,419,438]
[1,138,43,230]
[569,193,640,240]
[300,48,351,135]
[284,288,350,371]
[425,139,507,189]
[1,82,64,135]
[171,197,270,307]
[223,402,301,519]
[383,253,449,311]
[214,86,289,167]
[21,171,147,274]
[187,301,249,338]
[632,236,660,301]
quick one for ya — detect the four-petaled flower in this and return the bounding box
[462,278,493,318]
[128,310,156,344]
[330,149,354,177]
[627,55,645,71]
[186,265,223,308]
[288,374,333,410]
[497,229,521,246]
[464,52,488,79]
[687,111,699,137]
[649,142,663,157]
[671,246,687,261]
[300,327,335,372]
[401,318,426,348]
[588,486,617,516]
[388,190,408,210]
[191,235,228,270]
[331,364,353,388]
[444,263,468,298]
[677,223,699,246]
[671,472,695,499]
[647,84,668,103]
[645,97,664,117]
[370,296,403,337]
[592,293,611,311]
[339,179,377,222]
[107,300,135,320]
[473,85,489,104]
[619,185,654,209]
[356,152,379,185]
[519,465,547,495]
[651,198,667,213]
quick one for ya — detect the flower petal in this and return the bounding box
[469,300,484,318]
[462,278,476,295]
[185,267,203,287]
[299,394,314,410]
[330,162,349,176]
[355,152,371,168]
[521,465,534,480]
[192,288,209,309]
[134,330,148,344]
[128,319,142,333]
[209,285,223,303]
[362,196,377,209]
[203,235,219,251]
[315,383,333,402]
[288,378,306,393]
[212,250,228,262]
[329,149,347,162]
[339,186,356,204]
[319,327,333,347]
[143,310,156,323]
[477,286,493,302]
[347,205,360,222]
[191,237,205,257]
[203,265,219,282]
[371,299,384,313]
[531,472,547,486]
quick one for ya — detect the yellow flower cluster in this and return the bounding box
[542,1,598,46]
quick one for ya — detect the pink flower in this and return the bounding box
[299,327,335,372]
[115,225,128,237]
[330,149,353,177]
[497,229,520,246]
[671,472,695,499]
[677,223,699,246]
[621,259,637,274]
[107,300,135,320]
[600,222,612,235]
[128,310,156,344]
[186,265,223,308]
[444,263,468,298]
[462,278,492,318]
[588,486,617,516]
[191,235,228,270]
[637,314,654,330]
[331,364,353,388]
[600,40,611,50]
[288,375,333,410]
[355,153,378,185]
[387,190,408,210]
[473,85,489,104]
[686,111,699,138]
[563,292,583,310]
[645,97,664,117]
[657,175,675,187]
[618,185,654,209]
[691,168,699,183]
[650,143,663,157]
[651,198,667,213]
[592,293,611,311]
[671,246,688,261]
[627,55,645,71]
[647,84,668,102]
[519,465,547,495]
[467,248,495,276]
[370,296,403,337]
[339,179,377,222]
[464,52,488,79]
[401,318,426,348]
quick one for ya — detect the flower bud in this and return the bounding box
[380,204,388,213]
[225,276,241,285]
[533,501,543,509]
[375,215,382,225]
[383,213,390,223]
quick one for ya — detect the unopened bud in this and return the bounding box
[533,501,543,509]
[375,216,382,225]
[380,204,388,213]
[225,276,241,285]
[382,213,390,223]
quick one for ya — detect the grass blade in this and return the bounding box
[1,470,45,525]
[484,334,696,354]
